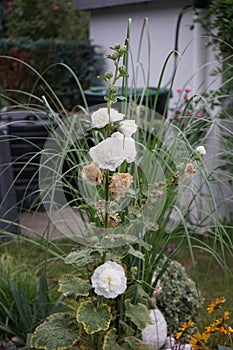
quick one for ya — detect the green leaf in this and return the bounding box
[128,246,145,260]
[64,248,97,266]
[125,336,154,349]
[97,75,108,82]
[103,328,118,349]
[125,300,152,330]
[76,301,112,334]
[101,234,151,250]
[31,313,79,350]
[58,275,91,298]
[125,284,154,309]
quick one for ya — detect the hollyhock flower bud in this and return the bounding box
[196,145,206,156]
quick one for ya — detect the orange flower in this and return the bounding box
[207,296,226,313]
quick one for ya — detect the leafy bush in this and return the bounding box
[5,0,90,42]
[155,256,204,334]
[0,38,105,110]
[194,0,233,104]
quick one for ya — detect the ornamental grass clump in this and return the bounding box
[169,87,211,145]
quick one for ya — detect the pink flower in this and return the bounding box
[195,113,202,118]
[184,86,191,93]
[176,88,181,93]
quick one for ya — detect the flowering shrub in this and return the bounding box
[31,43,209,350]
[176,296,233,349]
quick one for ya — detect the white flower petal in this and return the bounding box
[89,134,136,171]
[91,108,124,128]
[119,119,137,137]
[91,261,127,298]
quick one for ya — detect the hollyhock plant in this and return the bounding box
[31,42,216,350]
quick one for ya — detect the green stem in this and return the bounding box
[104,169,110,229]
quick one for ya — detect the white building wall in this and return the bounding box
[89,0,215,97]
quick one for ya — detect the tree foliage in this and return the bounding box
[4,0,89,41]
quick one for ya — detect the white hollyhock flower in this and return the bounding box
[91,261,127,298]
[89,132,136,171]
[119,119,137,137]
[196,145,206,156]
[91,108,124,128]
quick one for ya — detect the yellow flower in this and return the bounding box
[189,332,210,350]
[217,326,228,335]
[176,321,195,339]
[176,331,183,340]
[189,333,205,350]
[207,296,226,313]
[227,325,233,334]
[223,310,231,320]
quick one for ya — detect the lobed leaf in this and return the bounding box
[76,301,112,334]
[103,328,118,349]
[64,248,97,266]
[125,300,153,330]
[58,275,91,299]
[31,313,79,350]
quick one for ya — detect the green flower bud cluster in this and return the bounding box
[97,43,128,105]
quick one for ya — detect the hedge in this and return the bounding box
[0,37,105,111]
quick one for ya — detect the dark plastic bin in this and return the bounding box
[84,87,170,115]
[0,124,20,238]
[0,110,57,210]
